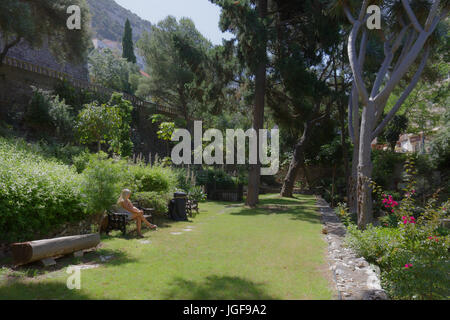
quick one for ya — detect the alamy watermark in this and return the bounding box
[66,5,81,30]
[171,121,280,176]
[66,266,81,290]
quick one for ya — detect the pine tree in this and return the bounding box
[122,19,137,64]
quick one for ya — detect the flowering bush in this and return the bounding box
[346,157,450,299]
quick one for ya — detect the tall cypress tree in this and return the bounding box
[122,19,137,63]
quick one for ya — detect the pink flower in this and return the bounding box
[404,264,412,269]
[411,190,416,194]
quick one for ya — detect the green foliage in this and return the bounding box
[173,167,196,192]
[0,137,86,242]
[188,186,207,203]
[196,168,240,190]
[346,222,450,300]
[0,0,91,64]
[80,152,127,214]
[380,114,409,151]
[157,122,175,141]
[72,150,93,173]
[75,102,122,152]
[108,93,134,156]
[429,109,450,170]
[127,163,177,194]
[25,88,75,140]
[347,157,450,299]
[136,16,212,117]
[335,202,355,226]
[53,80,111,113]
[131,191,171,215]
[88,48,140,94]
[372,150,407,189]
[122,19,137,64]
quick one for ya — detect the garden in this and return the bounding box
[0,0,449,302]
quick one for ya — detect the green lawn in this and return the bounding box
[0,194,334,300]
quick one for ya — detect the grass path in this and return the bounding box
[0,194,334,300]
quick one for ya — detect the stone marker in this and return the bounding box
[73,250,84,258]
[40,257,56,267]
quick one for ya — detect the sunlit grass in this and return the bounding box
[0,194,333,300]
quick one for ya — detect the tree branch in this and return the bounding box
[372,46,430,140]
[375,30,430,104]
[425,0,440,31]
[401,0,424,32]
[371,43,393,99]
[0,36,22,65]
[344,6,356,24]
[348,23,369,105]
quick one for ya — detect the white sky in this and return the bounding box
[114,0,234,45]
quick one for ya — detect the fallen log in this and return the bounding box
[11,233,100,266]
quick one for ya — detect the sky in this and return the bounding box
[114,0,234,45]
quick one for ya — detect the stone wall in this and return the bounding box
[1,36,89,81]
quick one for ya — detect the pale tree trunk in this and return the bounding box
[357,101,376,228]
[246,0,267,207]
[348,84,360,216]
[343,0,447,228]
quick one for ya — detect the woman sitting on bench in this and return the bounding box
[117,189,157,238]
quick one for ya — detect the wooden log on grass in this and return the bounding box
[11,233,100,266]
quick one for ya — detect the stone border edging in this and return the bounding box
[316,196,388,300]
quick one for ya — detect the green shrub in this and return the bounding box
[173,167,196,192]
[197,168,240,190]
[25,87,75,140]
[346,222,450,300]
[346,158,450,299]
[25,87,53,128]
[128,163,177,193]
[0,137,86,242]
[81,152,128,215]
[372,150,406,189]
[188,186,207,202]
[132,192,170,215]
[72,150,92,173]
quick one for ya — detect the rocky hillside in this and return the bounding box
[86,0,152,42]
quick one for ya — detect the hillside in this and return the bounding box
[86,0,152,42]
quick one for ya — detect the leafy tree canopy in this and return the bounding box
[0,0,91,64]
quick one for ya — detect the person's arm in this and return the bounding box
[120,199,142,214]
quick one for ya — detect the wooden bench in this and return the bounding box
[104,205,154,235]
[186,199,199,217]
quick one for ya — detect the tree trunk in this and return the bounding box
[98,140,102,152]
[349,139,359,214]
[338,103,350,203]
[349,85,360,216]
[280,122,310,197]
[246,0,267,207]
[357,102,375,228]
[11,234,100,266]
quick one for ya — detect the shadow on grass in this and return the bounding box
[2,247,136,279]
[163,275,277,300]
[0,281,93,300]
[229,196,321,225]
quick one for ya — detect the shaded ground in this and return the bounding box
[0,194,334,300]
